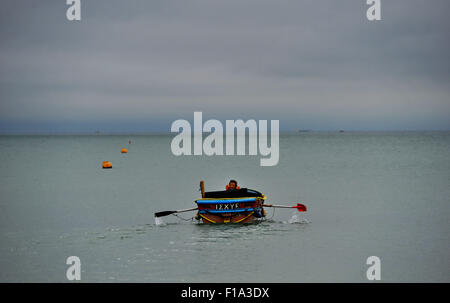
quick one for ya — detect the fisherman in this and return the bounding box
[226,180,240,191]
[225,180,266,218]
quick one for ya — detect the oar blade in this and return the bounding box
[154,210,176,218]
[295,203,307,212]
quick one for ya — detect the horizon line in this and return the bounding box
[1,130,449,135]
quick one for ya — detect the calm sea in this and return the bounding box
[0,132,449,282]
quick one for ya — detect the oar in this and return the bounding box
[263,203,307,212]
[154,207,198,218]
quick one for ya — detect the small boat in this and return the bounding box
[154,180,307,224]
[194,188,267,224]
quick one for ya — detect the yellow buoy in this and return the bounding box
[102,161,112,169]
[121,148,128,153]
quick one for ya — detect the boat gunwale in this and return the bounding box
[195,198,261,204]
[199,207,260,214]
[195,195,266,203]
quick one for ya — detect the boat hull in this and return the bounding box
[195,196,266,224]
[197,211,259,224]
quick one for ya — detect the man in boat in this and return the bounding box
[226,179,240,191]
[194,180,266,223]
[223,179,267,220]
[194,180,240,220]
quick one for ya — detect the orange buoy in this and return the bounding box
[102,161,112,169]
[121,148,128,153]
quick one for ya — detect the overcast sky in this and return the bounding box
[0,0,449,132]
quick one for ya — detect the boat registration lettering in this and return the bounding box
[215,203,240,210]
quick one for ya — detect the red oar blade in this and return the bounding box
[294,203,307,212]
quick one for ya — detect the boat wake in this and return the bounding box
[284,213,310,224]
[154,216,167,226]
[154,213,309,226]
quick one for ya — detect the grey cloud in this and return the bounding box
[0,0,449,132]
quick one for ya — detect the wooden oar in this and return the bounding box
[154,207,198,218]
[263,203,307,212]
